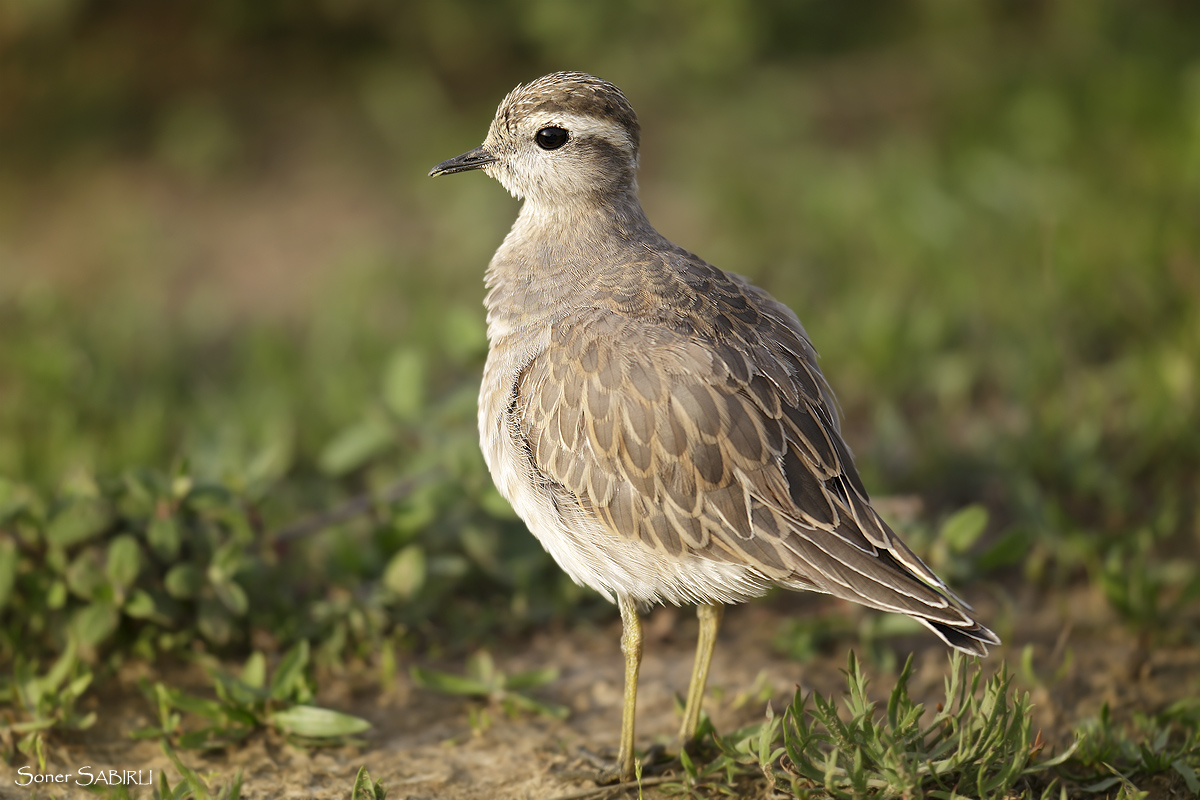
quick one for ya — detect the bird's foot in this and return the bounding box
[571,744,673,785]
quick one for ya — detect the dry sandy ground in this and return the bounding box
[7,585,1199,800]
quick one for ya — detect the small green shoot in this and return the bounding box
[153,739,244,800]
[349,765,388,800]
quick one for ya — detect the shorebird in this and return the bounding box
[430,71,998,783]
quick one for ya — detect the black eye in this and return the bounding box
[535,127,569,150]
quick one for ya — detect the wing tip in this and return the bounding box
[919,617,1002,657]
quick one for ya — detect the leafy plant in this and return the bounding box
[665,651,1076,798]
[1097,524,1200,638]
[410,649,568,725]
[1068,700,1200,796]
[778,651,1074,798]
[0,639,96,767]
[150,740,245,800]
[0,469,262,663]
[136,641,370,749]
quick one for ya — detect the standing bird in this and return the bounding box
[430,72,998,783]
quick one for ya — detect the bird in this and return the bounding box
[429,71,998,784]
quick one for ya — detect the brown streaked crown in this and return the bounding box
[496,71,641,152]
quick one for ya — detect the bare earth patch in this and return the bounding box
[10,585,1198,800]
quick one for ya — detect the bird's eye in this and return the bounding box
[535,127,569,150]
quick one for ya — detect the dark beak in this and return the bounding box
[429,145,496,177]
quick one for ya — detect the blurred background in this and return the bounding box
[1,0,1198,660]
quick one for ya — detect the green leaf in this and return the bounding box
[350,765,387,800]
[47,579,67,608]
[209,541,244,582]
[1174,759,1200,795]
[241,651,267,690]
[410,665,491,697]
[268,705,371,738]
[65,550,106,600]
[382,347,427,421]
[211,669,267,711]
[459,525,500,572]
[72,602,120,647]
[183,482,234,512]
[270,641,310,701]
[161,738,214,794]
[8,717,58,734]
[46,499,111,547]
[504,667,559,692]
[124,589,157,618]
[383,544,425,600]
[940,504,988,552]
[106,534,142,589]
[212,577,248,616]
[158,683,226,720]
[465,650,497,685]
[147,514,182,561]
[244,428,295,488]
[318,416,395,476]
[65,670,94,700]
[165,564,205,598]
[41,638,81,691]
[197,597,234,644]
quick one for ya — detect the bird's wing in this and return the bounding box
[514,255,997,652]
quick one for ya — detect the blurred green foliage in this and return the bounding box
[0,0,1198,674]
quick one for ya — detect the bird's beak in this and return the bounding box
[429,145,496,177]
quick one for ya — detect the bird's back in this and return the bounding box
[478,199,996,654]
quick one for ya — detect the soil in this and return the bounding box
[8,584,1199,800]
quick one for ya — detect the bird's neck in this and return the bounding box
[483,190,665,335]
[510,189,656,255]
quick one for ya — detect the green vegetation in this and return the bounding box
[674,652,1069,798]
[135,641,371,750]
[1,1,1198,797]
[660,653,1198,798]
[411,650,569,730]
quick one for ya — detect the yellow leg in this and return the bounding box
[679,602,724,743]
[616,596,643,783]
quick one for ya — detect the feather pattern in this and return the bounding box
[439,70,998,657]
[505,242,996,653]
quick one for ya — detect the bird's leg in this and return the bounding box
[615,595,643,783]
[679,602,724,744]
